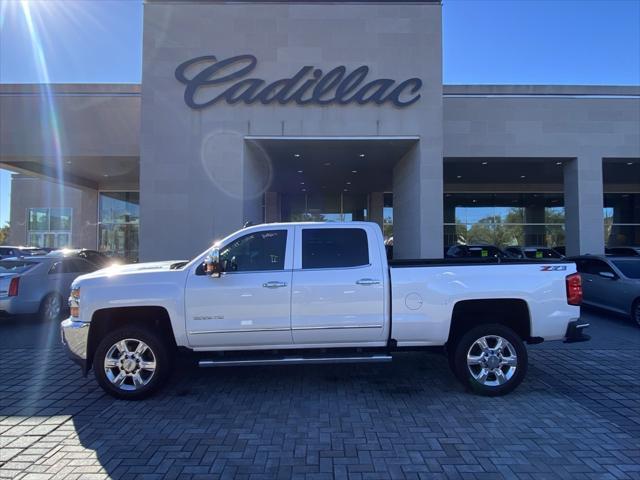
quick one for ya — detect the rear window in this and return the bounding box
[611,259,640,279]
[302,228,369,269]
[0,260,37,273]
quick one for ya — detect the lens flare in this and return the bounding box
[19,0,67,238]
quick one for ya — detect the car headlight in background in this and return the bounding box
[69,287,80,317]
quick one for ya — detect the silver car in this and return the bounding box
[0,255,98,321]
[571,255,640,326]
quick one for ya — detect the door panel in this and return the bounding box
[185,228,294,348]
[185,270,293,348]
[291,226,385,345]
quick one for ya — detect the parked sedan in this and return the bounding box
[570,255,640,326]
[0,255,98,321]
[0,246,47,259]
[46,248,117,268]
[606,246,640,257]
[505,246,564,260]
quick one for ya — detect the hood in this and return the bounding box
[76,260,189,281]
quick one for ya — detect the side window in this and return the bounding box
[302,228,369,269]
[590,260,615,276]
[579,259,614,275]
[219,230,287,272]
[70,259,96,273]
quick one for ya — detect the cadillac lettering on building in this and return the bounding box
[175,54,423,109]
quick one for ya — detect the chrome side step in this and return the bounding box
[198,354,393,368]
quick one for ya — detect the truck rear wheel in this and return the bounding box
[93,327,171,400]
[452,324,527,396]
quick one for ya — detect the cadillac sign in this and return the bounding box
[175,54,423,109]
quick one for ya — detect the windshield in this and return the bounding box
[611,259,640,279]
[0,260,37,274]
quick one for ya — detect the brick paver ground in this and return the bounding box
[1,310,639,480]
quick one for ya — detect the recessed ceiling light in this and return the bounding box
[103,174,109,177]
[297,170,303,174]
[456,175,462,179]
[346,181,351,185]
[352,170,358,174]
[520,175,526,178]
[359,154,365,158]
[472,199,477,203]
[300,182,305,185]
[294,154,300,158]
[556,162,562,166]
[301,188,306,192]
[65,161,72,165]
[324,162,331,166]
[627,162,634,166]
[344,188,349,192]
[481,161,488,165]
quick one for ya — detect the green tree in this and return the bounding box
[0,222,10,245]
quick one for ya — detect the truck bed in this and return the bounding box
[390,258,571,267]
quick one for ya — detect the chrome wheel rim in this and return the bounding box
[104,339,156,391]
[467,335,518,387]
[44,295,61,321]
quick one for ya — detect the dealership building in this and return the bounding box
[1,0,639,262]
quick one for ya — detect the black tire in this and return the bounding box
[93,327,172,400]
[39,293,63,322]
[452,323,528,397]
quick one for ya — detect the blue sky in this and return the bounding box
[0,0,639,227]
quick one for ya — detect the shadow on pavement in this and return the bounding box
[1,311,639,479]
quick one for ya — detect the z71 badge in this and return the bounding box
[540,265,567,271]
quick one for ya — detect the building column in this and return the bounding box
[264,192,281,223]
[393,142,443,259]
[368,192,384,233]
[563,155,604,256]
[524,204,545,245]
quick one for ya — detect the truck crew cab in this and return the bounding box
[61,222,588,400]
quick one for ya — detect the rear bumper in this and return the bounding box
[564,319,591,343]
[60,317,90,374]
[0,297,39,316]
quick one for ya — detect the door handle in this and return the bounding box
[356,278,381,286]
[263,281,288,288]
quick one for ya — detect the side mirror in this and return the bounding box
[205,247,221,278]
[598,271,616,280]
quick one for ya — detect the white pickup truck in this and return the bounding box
[61,222,589,400]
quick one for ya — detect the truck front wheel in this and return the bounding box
[93,327,171,400]
[452,324,528,396]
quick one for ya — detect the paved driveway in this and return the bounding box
[1,310,639,480]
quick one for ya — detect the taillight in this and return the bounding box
[566,273,582,306]
[8,277,19,297]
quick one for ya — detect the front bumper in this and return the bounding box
[564,319,591,343]
[60,317,90,374]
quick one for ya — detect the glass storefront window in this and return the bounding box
[28,208,49,231]
[604,193,640,246]
[281,192,368,223]
[99,192,140,262]
[444,193,565,248]
[26,208,72,249]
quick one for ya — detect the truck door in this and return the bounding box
[185,227,293,348]
[290,225,386,346]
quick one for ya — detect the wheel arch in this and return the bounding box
[447,298,531,347]
[87,306,177,373]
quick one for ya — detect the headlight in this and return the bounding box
[69,287,80,317]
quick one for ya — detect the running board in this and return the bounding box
[198,354,393,368]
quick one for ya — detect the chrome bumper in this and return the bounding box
[60,317,90,374]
